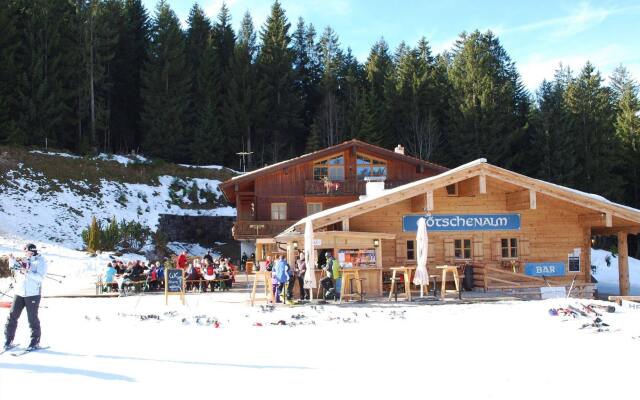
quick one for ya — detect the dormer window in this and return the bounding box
[313,154,344,181]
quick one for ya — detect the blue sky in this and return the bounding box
[142,0,640,93]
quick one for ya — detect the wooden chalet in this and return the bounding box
[219,139,448,257]
[276,159,640,298]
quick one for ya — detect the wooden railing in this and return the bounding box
[473,264,564,291]
[304,179,412,196]
[232,220,295,239]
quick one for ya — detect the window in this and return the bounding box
[406,240,415,261]
[446,183,458,196]
[306,202,322,216]
[454,239,472,259]
[501,238,518,258]
[271,203,287,220]
[313,155,345,181]
[356,153,387,180]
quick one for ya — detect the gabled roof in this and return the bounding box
[279,159,640,236]
[218,139,448,202]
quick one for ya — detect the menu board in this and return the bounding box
[568,256,580,272]
[166,268,184,292]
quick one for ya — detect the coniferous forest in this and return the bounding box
[1,0,639,209]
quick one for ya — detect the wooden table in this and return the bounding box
[250,271,273,306]
[388,266,416,302]
[436,265,461,300]
[339,268,365,303]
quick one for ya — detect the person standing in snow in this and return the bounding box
[4,243,48,351]
[272,255,289,303]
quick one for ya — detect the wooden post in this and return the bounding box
[426,190,434,211]
[618,231,630,296]
[529,190,537,210]
[479,174,486,194]
[583,228,592,285]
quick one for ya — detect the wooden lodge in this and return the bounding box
[275,158,640,299]
[219,139,448,257]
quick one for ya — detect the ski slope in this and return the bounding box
[0,294,638,400]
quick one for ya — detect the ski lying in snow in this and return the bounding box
[0,344,19,355]
[11,346,50,357]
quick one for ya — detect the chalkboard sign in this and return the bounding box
[568,256,580,272]
[166,268,184,292]
[165,268,185,305]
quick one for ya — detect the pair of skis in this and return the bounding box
[1,344,49,357]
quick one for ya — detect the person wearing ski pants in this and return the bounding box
[4,243,48,350]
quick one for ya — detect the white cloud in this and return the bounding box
[518,44,640,92]
[502,2,640,39]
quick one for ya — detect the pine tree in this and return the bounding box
[111,0,149,153]
[611,66,640,207]
[185,4,214,163]
[0,1,19,143]
[363,38,393,145]
[565,62,621,198]
[447,30,527,167]
[529,71,577,185]
[140,0,190,161]
[224,11,265,168]
[12,0,78,149]
[292,18,320,138]
[316,26,343,146]
[87,216,101,253]
[257,1,302,162]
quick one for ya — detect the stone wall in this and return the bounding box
[157,214,239,258]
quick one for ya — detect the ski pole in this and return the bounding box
[45,275,62,284]
[47,272,66,278]
[0,290,12,299]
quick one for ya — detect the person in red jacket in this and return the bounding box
[177,251,188,270]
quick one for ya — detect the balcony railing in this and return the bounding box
[233,220,295,239]
[304,179,411,196]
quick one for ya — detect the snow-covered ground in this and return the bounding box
[0,164,234,249]
[0,294,638,400]
[591,248,640,295]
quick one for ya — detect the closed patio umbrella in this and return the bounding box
[303,221,317,299]
[413,217,429,297]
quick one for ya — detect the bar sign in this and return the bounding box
[524,262,565,277]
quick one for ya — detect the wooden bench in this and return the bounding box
[95,281,119,295]
[185,278,230,292]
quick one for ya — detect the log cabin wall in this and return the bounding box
[349,177,591,284]
[251,148,438,221]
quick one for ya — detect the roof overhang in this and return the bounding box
[284,158,640,234]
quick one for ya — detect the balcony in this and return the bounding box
[304,179,411,196]
[232,220,295,240]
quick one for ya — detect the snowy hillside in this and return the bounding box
[0,148,236,249]
[591,248,640,295]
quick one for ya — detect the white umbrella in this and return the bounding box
[303,221,317,299]
[413,217,429,297]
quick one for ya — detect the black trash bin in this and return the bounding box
[463,264,474,291]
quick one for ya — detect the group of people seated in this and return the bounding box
[100,251,235,294]
[176,251,235,291]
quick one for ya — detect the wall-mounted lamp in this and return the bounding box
[373,239,380,247]
[292,241,298,249]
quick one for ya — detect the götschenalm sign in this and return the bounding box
[402,214,521,232]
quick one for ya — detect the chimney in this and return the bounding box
[394,144,405,155]
[361,176,386,199]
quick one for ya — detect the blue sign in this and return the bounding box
[524,262,565,277]
[402,214,521,232]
